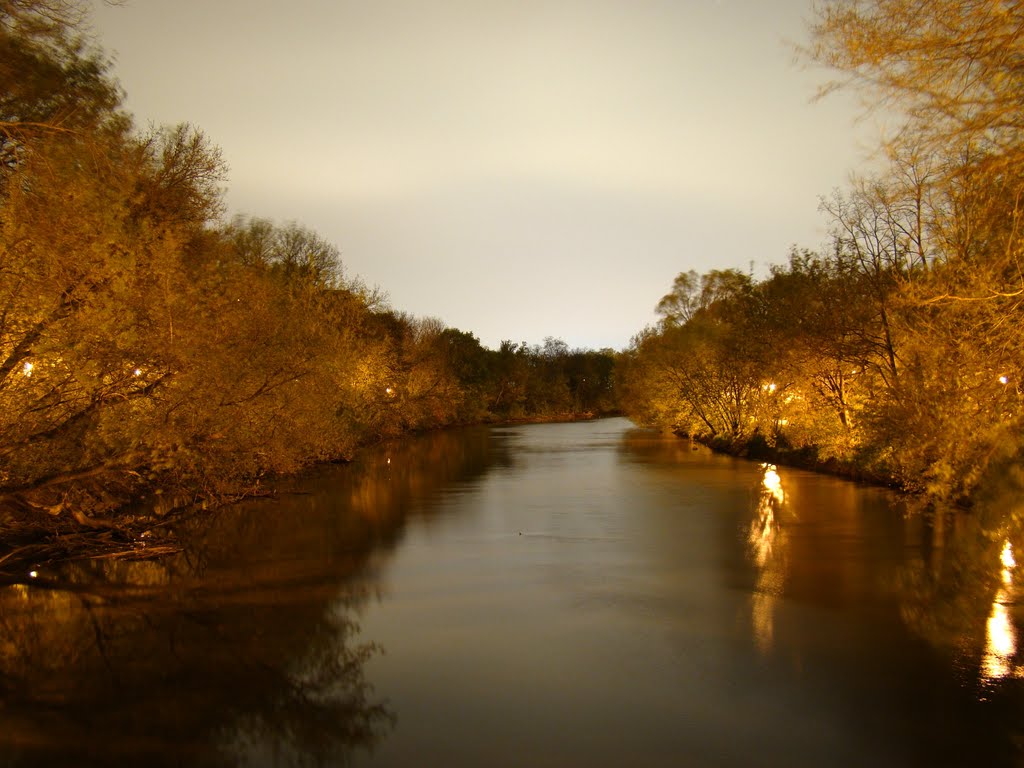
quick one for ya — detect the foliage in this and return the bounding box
[0,1,619,538]
[622,0,1024,503]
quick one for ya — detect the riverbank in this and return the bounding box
[695,431,906,493]
[0,411,617,580]
[485,410,621,425]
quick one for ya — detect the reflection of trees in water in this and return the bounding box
[617,426,704,465]
[0,425,504,766]
[900,515,1024,688]
[0,554,392,767]
[221,596,394,768]
[618,430,789,653]
[175,424,505,580]
[898,466,1024,695]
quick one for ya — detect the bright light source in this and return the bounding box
[28,571,37,578]
[22,362,33,377]
[134,368,142,377]
[999,375,1009,385]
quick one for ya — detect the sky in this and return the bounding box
[87,0,877,351]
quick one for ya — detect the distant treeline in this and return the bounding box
[0,2,614,531]
[618,0,1024,505]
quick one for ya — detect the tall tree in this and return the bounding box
[808,0,1024,167]
[808,0,1024,499]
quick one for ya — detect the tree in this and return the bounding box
[820,183,907,391]
[0,121,229,518]
[656,268,753,327]
[435,328,493,422]
[0,0,625,539]
[622,269,773,441]
[808,0,1024,303]
[0,0,124,184]
[565,349,616,415]
[808,0,1024,170]
[808,0,1024,500]
[224,216,341,289]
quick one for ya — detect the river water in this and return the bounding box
[2,417,1023,766]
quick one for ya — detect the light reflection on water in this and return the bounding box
[982,541,1020,684]
[749,463,787,655]
[3,419,1024,765]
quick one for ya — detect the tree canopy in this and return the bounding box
[0,1,618,550]
[621,0,1024,504]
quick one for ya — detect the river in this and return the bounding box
[2,417,1023,766]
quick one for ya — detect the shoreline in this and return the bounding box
[0,411,619,579]
[691,431,916,497]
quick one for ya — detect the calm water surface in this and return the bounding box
[2,418,1023,766]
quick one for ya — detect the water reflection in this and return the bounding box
[0,426,501,766]
[0,582,389,767]
[897,472,1024,699]
[749,464,788,655]
[6,419,1024,765]
[982,541,1020,683]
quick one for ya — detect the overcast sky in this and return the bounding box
[88,0,876,351]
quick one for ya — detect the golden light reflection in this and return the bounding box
[761,463,785,506]
[750,502,775,569]
[749,463,787,655]
[981,539,1022,684]
[984,600,1015,680]
[9,583,31,601]
[1001,540,1016,571]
